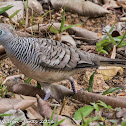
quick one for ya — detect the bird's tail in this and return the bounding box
[97,58,126,67]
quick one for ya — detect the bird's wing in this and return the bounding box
[36,38,97,71]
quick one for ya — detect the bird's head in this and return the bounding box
[0,23,17,46]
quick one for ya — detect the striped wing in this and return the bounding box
[36,38,96,70]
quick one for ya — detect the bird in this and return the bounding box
[0,23,125,100]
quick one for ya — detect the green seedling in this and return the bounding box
[9,9,21,19]
[102,87,123,95]
[88,72,95,92]
[96,23,126,55]
[49,7,81,34]
[0,5,13,15]
[74,101,112,125]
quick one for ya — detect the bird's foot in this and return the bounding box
[43,92,51,101]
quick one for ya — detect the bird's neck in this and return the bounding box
[3,35,19,55]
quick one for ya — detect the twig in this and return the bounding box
[73,91,126,108]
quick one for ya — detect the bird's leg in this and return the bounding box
[69,76,77,94]
[39,82,51,101]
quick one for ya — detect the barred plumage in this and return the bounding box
[0,23,125,100]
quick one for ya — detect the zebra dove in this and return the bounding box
[0,23,125,100]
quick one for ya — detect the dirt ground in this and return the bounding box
[0,8,126,125]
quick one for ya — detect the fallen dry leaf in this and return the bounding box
[26,23,98,44]
[36,94,74,126]
[0,98,36,113]
[50,0,109,17]
[97,66,123,80]
[103,0,120,9]
[117,1,126,10]
[116,108,126,119]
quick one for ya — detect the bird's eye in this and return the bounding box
[0,30,4,36]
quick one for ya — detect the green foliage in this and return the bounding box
[81,116,101,126]
[9,9,21,19]
[5,118,22,126]
[36,82,41,89]
[25,77,32,84]
[43,106,64,126]
[19,20,25,25]
[90,103,100,112]
[88,72,95,92]
[96,23,126,55]
[74,105,94,120]
[97,100,111,109]
[48,106,56,126]
[117,30,126,47]
[38,10,53,23]
[0,114,12,117]
[0,114,23,126]
[52,116,65,126]
[74,101,112,125]
[49,25,59,34]
[26,0,28,9]
[59,7,66,33]
[0,5,13,15]
[0,82,8,98]
[121,120,126,126]
[102,87,123,95]
[49,7,81,34]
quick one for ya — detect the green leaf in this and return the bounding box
[109,119,117,124]
[53,115,65,126]
[74,105,94,120]
[96,39,111,54]
[117,41,126,48]
[105,31,116,45]
[43,123,48,126]
[102,87,123,95]
[0,114,12,117]
[60,7,65,32]
[117,30,126,48]
[109,22,116,33]
[26,0,28,8]
[61,24,81,32]
[90,103,100,112]
[121,120,126,126]
[83,116,101,126]
[19,20,25,25]
[96,39,111,47]
[102,22,116,40]
[5,118,22,126]
[49,25,59,34]
[25,77,32,84]
[9,9,21,19]
[88,72,95,92]
[0,5,13,15]
[38,10,53,23]
[36,82,41,89]
[97,100,111,109]
[113,36,124,41]
[49,106,56,126]
[100,49,109,55]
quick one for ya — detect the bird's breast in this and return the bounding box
[8,54,74,83]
